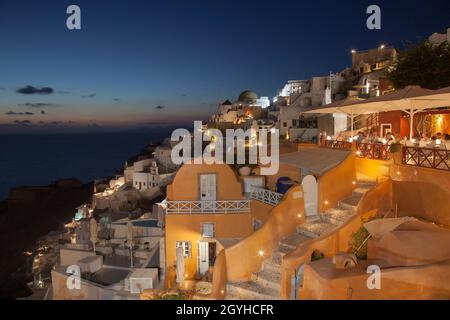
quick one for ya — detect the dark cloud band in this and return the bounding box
[6,111,34,115]
[17,85,54,95]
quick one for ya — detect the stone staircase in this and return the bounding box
[225,180,376,300]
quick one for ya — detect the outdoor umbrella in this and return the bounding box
[127,221,134,268]
[364,217,417,241]
[304,96,366,137]
[415,85,450,102]
[89,218,98,252]
[305,86,450,139]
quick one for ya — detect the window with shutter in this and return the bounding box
[201,223,215,238]
[176,241,192,258]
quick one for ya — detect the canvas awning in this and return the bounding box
[303,96,366,136]
[305,86,450,139]
[364,217,417,241]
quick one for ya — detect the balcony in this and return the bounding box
[250,187,284,206]
[356,143,392,161]
[402,146,450,171]
[320,140,352,150]
[166,200,251,214]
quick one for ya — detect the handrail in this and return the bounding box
[356,143,392,161]
[402,146,450,171]
[250,187,284,206]
[320,140,352,150]
[166,200,250,214]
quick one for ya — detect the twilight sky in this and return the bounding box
[0,0,449,132]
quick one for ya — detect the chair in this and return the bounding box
[446,141,450,150]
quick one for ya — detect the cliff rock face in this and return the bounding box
[0,179,92,299]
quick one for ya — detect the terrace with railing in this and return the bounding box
[356,143,392,160]
[402,146,450,171]
[321,138,450,172]
[250,187,284,206]
[165,200,251,214]
[320,140,352,150]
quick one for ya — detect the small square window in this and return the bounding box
[201,223,215,238]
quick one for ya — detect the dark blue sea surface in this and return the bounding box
[0,126,186,200]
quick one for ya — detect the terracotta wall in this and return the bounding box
[250,200,274,225]
[318,153,357,213]
[265,162,301,191]
[299,258,450,300]
[210,250,227,298]
[167,163,244,201]
[378,111,405,137]
[259,144,319,190]
[165,213,253,285]
[211,186,306,299]
[164,163,253,286]
[355,157,390,181]
[391,152,450,227]
[281,180,392,299]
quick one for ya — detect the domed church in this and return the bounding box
[210,90,271,127]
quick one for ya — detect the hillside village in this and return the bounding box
[19,27,450,300]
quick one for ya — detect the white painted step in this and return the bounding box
[251,268,281,291]
[296,221,336,238]
[226,281,280,300]
[263,258,282,273]
[321,208,355,225]
[279,233,314,250]
[338,195,363,211]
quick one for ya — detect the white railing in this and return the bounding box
[166,200,251,214]
[250,187,284,206]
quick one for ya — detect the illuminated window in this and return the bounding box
[176,241,192,258]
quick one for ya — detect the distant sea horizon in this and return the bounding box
[0,125,190,200]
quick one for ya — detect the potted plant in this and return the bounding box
[237,164,254,176]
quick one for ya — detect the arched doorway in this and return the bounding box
[301,175,318,218]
